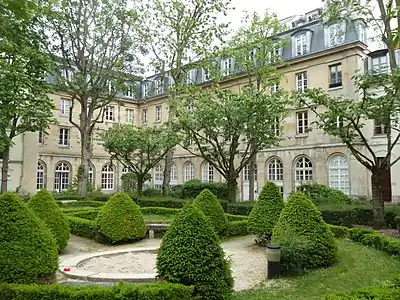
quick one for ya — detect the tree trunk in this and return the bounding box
[371,172,386,229]
[162,151,173,196]
[77,128,92,196]
[227,178,238,203]
[0,146,10,193]
[137,175,144,197]
[248,152,256,201]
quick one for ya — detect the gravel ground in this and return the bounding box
[60,235,267,291]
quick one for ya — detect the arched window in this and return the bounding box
[201,162,213,182]
[244,164,258,181]
[184,162,194,182]
[54,161,70,192]
[267,158,283,181]
[295,157,313,190]
[329,155,349,194]
[37,161,46,190]
[122,166,133,174]
[101,164,114,190]
[88,165,94,186]
[154,165,163,181]
[170,164,178,182]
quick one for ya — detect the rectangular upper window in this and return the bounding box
[155,79,163,94]
[296,111,308,135]
[329,63,342,88]
[296,72,308,91]
[142,108,148,125]
[221,58,233,76]
[60,99,71,116]
[372,56,388,73]
[155,105,162,122]
[186,70,196,84]
[58,128,69,146]
[294,33,309,56]
[126,109,134,124]
[105,106,115,121]
[374,119,388,135]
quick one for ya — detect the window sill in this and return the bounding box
[295,133,309,138]
[328,85,343,91]
[155,120,161,123]
[59,114,69,118]
[372,134,388,138]
[58,145,70,148]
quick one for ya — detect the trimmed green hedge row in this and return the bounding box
[66,216,98,239]
[223,220,249,237]
[67,209,99,220]
[0,282,194,300]
[58,201,105,209]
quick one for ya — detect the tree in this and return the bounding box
[173,86,289,202]
[319,0,400,228]
[100,124,177,196]
[0,1,55,193]
[45,0,142,196]
[295,70,400,228]
[219,10,287,200]
[137,0,232,196]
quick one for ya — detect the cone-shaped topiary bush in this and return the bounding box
[156,204,233,300]
[248,181,285,244]
[0,193,58,284]
[272,192,337,270]
[193,188,227,234]
[96,192,146,243]
[28,189,70,251]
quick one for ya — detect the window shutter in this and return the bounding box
[324,27,329,47]
[291,36,296,57]
[306,31,312,52]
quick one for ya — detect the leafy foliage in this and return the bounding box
[193,189,227,234]
[272,192,337,271]
[298,183,351,205]
[96,192,146,243]
[0,193,58,284]
[173,86,290,202]
[156,204,233,299]
[248,181,285,245]
[101,124,178,195]
[28,189,70,251]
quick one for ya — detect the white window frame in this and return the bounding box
[328,23,346,47]
[221,58,233,76]
[186,70,196,84]
[328,155,349,194]
[122,166,133,174]
[170,164,178,182]
[296,72,308,91]
[142,108,148,125]
[373,119,388,135]
[54,162,70,192]
[58,128,70,146]
[101,164,114,190]
[202,68,210,82]
[126,108,134,124]
[154,165,163,182]
[142,83,148,98]
[88,166,94,185]
[184,162,194,182]
[105,106,115,122]
[329,63,342,87]
[267,158,283,181]
[244,164,258,181]
[357,22,367,44]
[296,111,309,135]
[295,157,313,183]
[124,85,135,98]
[38,131,45,145]
[60,98,71,116]
[294,34,309,56]
[37,161,46,190]
[155,105,162,122]
[155,79,163,94]
[202,162,214,182]
[372,56,388,73]
[271,84,279,94]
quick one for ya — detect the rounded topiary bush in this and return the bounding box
[156,204,233,300]
[0,193,58,284]
[28,189,70,251]
[298,183,350,205]
[272,192,337,271]
[248,181,285,245]
[193,188,227,234]
[96,192,146,243]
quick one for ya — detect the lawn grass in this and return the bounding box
[143,214,175,224]
[233,239,400,300]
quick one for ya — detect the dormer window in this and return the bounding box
[142,83,148,98]
[202,69,210,82]
[221,58,233,76]
[155,79,163,94]
[326,22,346,47]
[124,85,135,98]
[356,21,367,44]
[186,69,196,84]
[293,33,311,56]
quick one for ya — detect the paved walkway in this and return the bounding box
[58,235,267,291]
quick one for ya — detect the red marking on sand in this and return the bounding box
[64,268,71,272]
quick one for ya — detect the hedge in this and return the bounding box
[57,201,105,209]
[225,214,248,222]
[0,282,194,300]
[223,221,249,237]
[297,183,351,205]
[67,209,99,220]
[140,207,180,216]
[181,180,228,200]
[226,202,254,216]
[66,216,98,239]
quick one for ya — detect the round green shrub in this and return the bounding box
[272,192,337,270]
[248,181,285,245]
[96,192,146,243]
[298,183,350,205]
[193,189,227,234]
[28,189,70,251]
[0,192,58,284]
[156,204,233,299]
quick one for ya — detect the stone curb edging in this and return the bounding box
[59,246,159,283]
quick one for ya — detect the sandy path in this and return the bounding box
[59,235,267,291]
